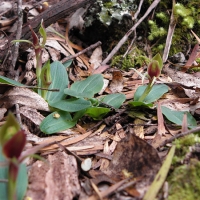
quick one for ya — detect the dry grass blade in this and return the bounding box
[191,30,200,44]
[143,145,176,200]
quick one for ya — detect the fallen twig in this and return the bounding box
[123,0,144,57]
[134,0,145,20]
[12,0,23,72]
[159,126,200,148]
[61,41,102,63]
[101,0,161,65]
[162,0,177,62]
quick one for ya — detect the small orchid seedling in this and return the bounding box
[12,20,50,97]
[0,113,26,200]
[0,113,53,199]
[138,53,163,102]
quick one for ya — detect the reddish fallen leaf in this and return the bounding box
[157,102,166,136]
[182,43,199,72]
[181,113,188,133]
[109,70,124,93]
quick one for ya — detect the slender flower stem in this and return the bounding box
[8,162,18,200]
[138,83,153,102]
[35,48,42,95]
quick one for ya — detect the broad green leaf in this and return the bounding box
[134,84,168,103]
[0,148,28,200]
[85,107,110,120]
[100,93,126,109]
[0,147,8,200]
[65,74,103,98]
[64,89,94,99]
[40,60,51,100]
[161,106,197,128]
[40,111,76,134]
[0,76,24,87]
[73,109,87,121]
[89,98,99,106]
[63,60,73,68]
[128,101,153,108]
[128,110,149,120]
[16,164,28,200]
[49,98,91,112]
[46,61,68,103]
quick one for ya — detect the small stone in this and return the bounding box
[170,52,186,63]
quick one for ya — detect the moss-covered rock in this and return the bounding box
[168,159,200,200]
[166,134,200,199]
[111,46,150,70]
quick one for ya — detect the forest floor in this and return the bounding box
[0,0,200,200]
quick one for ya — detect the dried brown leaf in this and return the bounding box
[109,70,124,93]
[0,87,50,111]
[133,118,145,139]
[181,113,188,133]
[102,134,161,188]
[157,102,166,136]
[89,46,102,70]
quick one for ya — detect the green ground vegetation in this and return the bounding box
[147,0,200,56]
[167,134,200,199]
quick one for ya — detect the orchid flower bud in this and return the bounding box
[3,130,26,159]
[147,60,161,79]
[29,25,39,47]
[147,53,163,81]
[0,113,26,159]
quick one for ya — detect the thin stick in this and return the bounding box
[134,0,144,20]
[12,0,23,70]
[162,0,176,62]
[61,41,102,63]
[101,0,161,65]
[159,126,200,148]
[123,0,144,57]
[15,104,22,127]
[123,30,136,58]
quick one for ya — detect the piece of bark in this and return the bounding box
[26,151,80,200]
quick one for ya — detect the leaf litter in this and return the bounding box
[1,0,200,199]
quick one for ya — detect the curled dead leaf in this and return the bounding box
[109,70,124,93]
[102,133,161,196]
[0,87,50,111]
